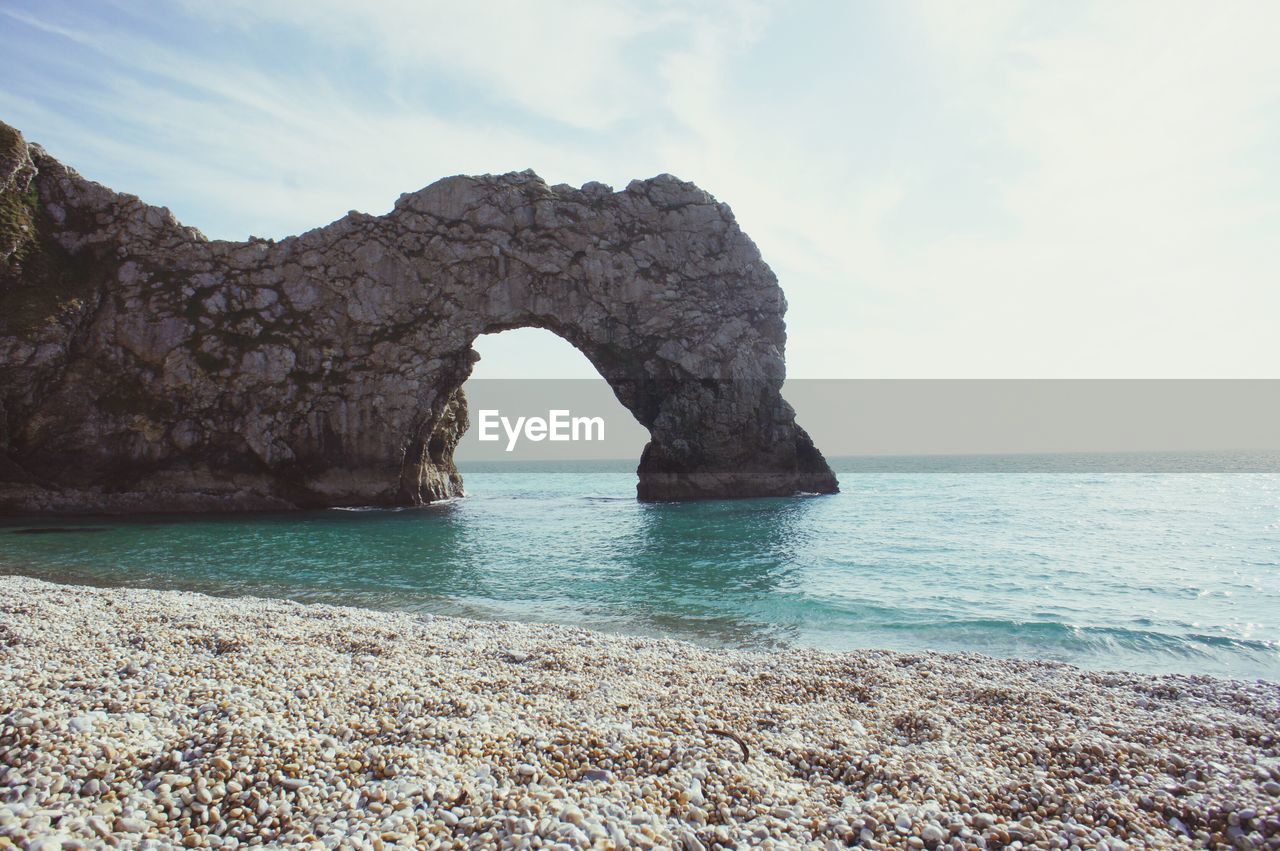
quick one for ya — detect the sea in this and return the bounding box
[3,452,1278,681]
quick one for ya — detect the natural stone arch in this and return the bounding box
[0,121,837,512]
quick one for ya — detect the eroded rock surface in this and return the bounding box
[0,120,837,512]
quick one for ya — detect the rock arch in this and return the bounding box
[0,121,837,512]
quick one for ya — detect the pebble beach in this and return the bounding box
[2,576,1278,850]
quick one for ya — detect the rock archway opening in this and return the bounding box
[470,326,613,382]
[460,327,649,460]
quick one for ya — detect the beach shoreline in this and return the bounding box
[1,576,1278,849]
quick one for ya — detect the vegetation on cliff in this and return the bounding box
[0,122,98,341]
[0,120,36,263]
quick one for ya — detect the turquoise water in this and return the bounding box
[2,455,1279,681]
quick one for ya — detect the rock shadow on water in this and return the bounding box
[11,526,111,534]
[607,496,820,649]
[4,506,486,614]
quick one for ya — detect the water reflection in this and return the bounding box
[605,496,817,648]
[0,505,485,614]
[3,464,1278,680]
[0,493,824,651]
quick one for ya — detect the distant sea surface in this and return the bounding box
[3,452,1278,681]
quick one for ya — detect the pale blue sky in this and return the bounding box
[2,1,1277,378]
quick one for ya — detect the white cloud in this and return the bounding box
[2,2,771,237]
[173,0,730,131]
[741,1,1280,377]
[2,1,1277,378]
[876,1,1280,377]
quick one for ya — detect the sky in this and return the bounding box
[2,0,1278,379]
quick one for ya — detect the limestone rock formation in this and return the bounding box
[0,120,838,512]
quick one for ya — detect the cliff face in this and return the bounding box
[0,120,837,512]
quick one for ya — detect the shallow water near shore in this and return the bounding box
[3,454,1279,680]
